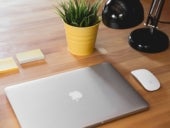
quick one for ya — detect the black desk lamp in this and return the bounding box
[102,0,169,53]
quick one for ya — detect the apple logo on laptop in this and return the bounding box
[69,91,83,102]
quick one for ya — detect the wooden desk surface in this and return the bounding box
[0,0,170,128]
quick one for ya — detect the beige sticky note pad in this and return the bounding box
[16,49,45,64]
[0,57,19,73]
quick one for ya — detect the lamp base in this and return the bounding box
[129,27,169,53]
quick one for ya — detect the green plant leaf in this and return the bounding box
[55,0,102,27]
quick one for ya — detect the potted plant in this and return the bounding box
[56,0,102,56]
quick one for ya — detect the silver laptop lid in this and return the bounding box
[5,62,149,128]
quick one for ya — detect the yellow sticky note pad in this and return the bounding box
[0,57,19,73]
[16,49,45,64]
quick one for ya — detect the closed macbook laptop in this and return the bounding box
[5,62,149,128]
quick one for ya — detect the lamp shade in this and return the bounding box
[102,0,144,29]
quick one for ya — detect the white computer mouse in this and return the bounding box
[131,69,160,91]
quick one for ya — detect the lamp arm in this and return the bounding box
[145,0,165,28]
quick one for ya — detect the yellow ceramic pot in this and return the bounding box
[64,22,100,56]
